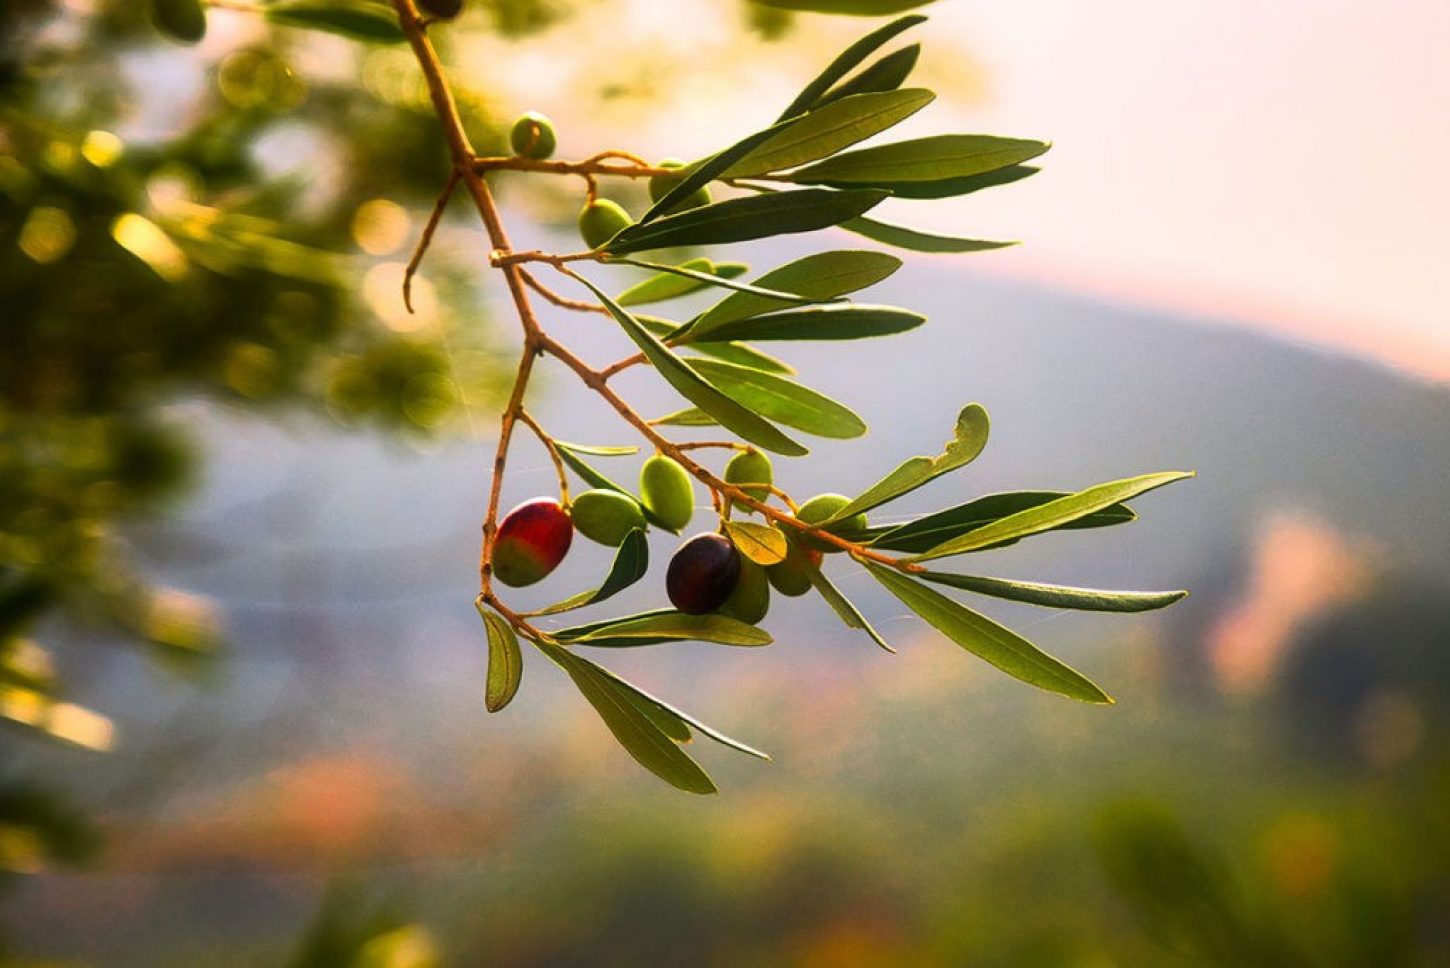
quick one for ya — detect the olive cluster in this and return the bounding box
[490,450,862,626]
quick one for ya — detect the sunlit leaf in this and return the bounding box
[686,358,866,438]
[616,259,748,307]
[652,407,718,427]
[604,189,890,255]
[553,441,639,457]
[839,215,1016,253]
[806,557,894,652]
[916,572,1188,613]
[726,89,935,177]
[568,272,809,456]
[688,250,902,339]
[537,642,717,794]
[775,13,929,120]
[820,164,1040,199]
[725,521,789,565]
[614,257,840,307]
[787,134,1049,184]
[565,611,773,647]
[814,44,921,106]
[827,403,989,522]
[639,117,807,224]
[264,1,405,43]
[866,564,1112,703]
[477,603,522,712]
[686,342,797,375]
[866,490,1137,553]
[688,304,925,344]
[528,530,650,616]
[909,471,1193,561]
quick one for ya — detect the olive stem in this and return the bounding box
[517,410,570,504]
[473,155,674,179]
[402,168,459,314]
[491,249,599,268]
[519,268,608,315]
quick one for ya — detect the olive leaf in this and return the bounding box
[264,1,405,43]
[685,358,866,439]
[821,164,1040,199]
[637,117,806,224]
[552,441,639,457]
[825,403,990,523]
[553,441,677,531]
[813,44,921,107]
[685,343,797,375]
[916,572,1188,613]
[775,13,929,120]
[687,249,902,340]
[865,490,1137,554]
[613,257,841,307]
[865,563,1112,703]
[756,0,937,14]
[686,304,926,344]
[909,471,1194,562]
[526,530,650,617]
[839,215,1016,253]
[786,134,1050,185]
[805,557,894,653]
[604,189,890,256]
[725,521,789,565]
[725,89,936,178]
[651,407,718,427]
[561,611,773,648]
[616,259,748,307]
[477,603,522,713]
[537,641,717,794]
[568,271,810,457]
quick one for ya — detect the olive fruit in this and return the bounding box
[795,493,868,552]
[766,538,823,597]
[492,497,572,587]
[577,199,632,250]
[152,0,206,44]
[647,158,712,213]
[639,454,694,532]
[667,533,742,615]
[724,448,773,505]
[419,0,464,18]
[509,111,556,159]
[570,489,646,547]
[718,556,770,624]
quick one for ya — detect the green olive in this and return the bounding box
[509,111,556,160]
[577,198,632,250]
[570,489,647,547]
[647,158,712,213]
[151,0,206,44]
[795,493,867,553]
[639,454,694,532]
[724,448,773,505]
[766,538,822,597]
[718,556,770,624]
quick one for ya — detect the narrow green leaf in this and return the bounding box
[866,564,1112,703]
[775,13,928,120]
[568,611,773,647]
[639,117,803,224]
[527,530,650,616]
[651,407,718,427]
[553,441,638,457]
[685,358,866,439]
[828,403,990,522]
[567,271,809,456]
[820,164,1040,199]
[866,491,1137,554]
[814,44,921,107]
[553,608,677,641]
[686,342,797,375]
[725,521,789,565]
[623,687,772,761]
[689,304,925,344]
[910,471,1194,562]
[614,257,839,307]
[787,134,1050,184]
[840,215,1016,253]
[688,250,902,339]
[616,259,748,307]
[264,1,405,43]
[604,189,890,256]
[756,0,936,13]
[477,604,522,713]
[805,557,894,653]
[917,572,1188,613]
[537,642,717,794]
[726,89,935,177]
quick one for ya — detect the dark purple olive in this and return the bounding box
[666,532,741,615]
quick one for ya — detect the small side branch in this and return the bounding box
[403,168,459,313]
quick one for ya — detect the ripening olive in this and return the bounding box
[577,199,633,250]
[509,111,556,160]
[647,158,712,213]
[796,493,867,553]
[639,454,694,532]
[667,533,742,615]
[570,489,646,547]
[492,497,572,587]
[718,556,770,624]
[724,448,773,505]
[766,538,823,597]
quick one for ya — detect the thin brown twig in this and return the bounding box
[473,155,672,179]
[520,268,609,315]
[491,248,599,268]
[517,410,570,503]
[403,168,459,314]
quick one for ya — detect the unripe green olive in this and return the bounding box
[796,493,868,553]
[724,448,773,505]
[509,111,556,160]
[570,489,646,547]
[718,556,770,624]
[577,199,633,250]
[419,0,464,18]
[151,0,206,44]
[647,158,712,213]
[639,454,694,532]
[493,497,573,587]
[766,538,822,597]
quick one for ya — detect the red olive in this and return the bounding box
[666,532,742,615]
[493,497,572,587]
